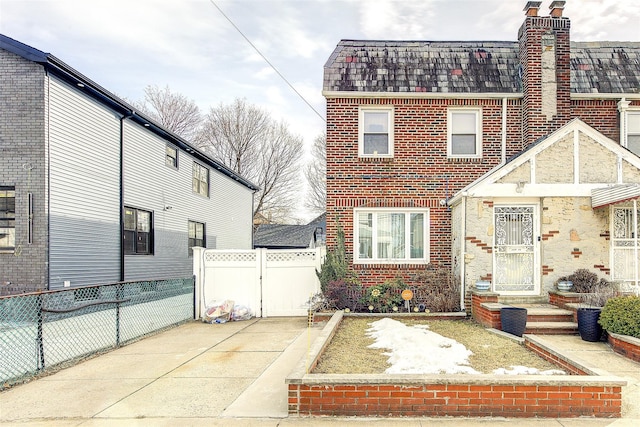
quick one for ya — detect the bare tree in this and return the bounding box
[198,98,303,223]
[305,132,326,215]
[133,85,202,141]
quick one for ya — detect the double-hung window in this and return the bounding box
[359,107,393,157]
[166,145,178,168]
[448,108,482,158]
[626,111,640,156]
[188,220,205,256]
[192,162,209,197]
[124,207,153,255]
[354,208,429,263]
[0,186,16,252]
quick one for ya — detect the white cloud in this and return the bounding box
[358,0,436,40]
[567,0,640,41]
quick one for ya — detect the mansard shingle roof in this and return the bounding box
[323,40,640,95]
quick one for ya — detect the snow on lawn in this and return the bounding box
[366,318,565,375]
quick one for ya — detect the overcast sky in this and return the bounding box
[1,0,639,220]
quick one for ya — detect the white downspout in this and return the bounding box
[501,97,507,164]
[634,199,638,288]
[460,194,467,311]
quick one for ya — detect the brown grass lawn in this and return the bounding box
[313,317,563,374]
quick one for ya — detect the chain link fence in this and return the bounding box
[0,277,194,389]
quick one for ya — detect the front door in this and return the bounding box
[493,205,539,295]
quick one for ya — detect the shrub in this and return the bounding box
[558,269,607,293]
[599,296,640,339]
[325,277,363,312]
[361,278,405,313]
[316,224,348,294]
[411,264,461,312]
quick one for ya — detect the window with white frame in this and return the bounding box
[359,107,393,157]
[0,186,16,252]
[626,111,640,156]
[354,208,428,263]
[448,108,482,158]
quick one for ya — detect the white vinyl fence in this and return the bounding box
[192,247,325,318]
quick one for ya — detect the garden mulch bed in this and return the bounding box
[313,317,563,374]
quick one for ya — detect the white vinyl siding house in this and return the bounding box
[0,34,258,292]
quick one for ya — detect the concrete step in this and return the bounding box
[511,304,575,323]
[525,321,579,335]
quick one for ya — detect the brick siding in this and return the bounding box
[0,50,48,294]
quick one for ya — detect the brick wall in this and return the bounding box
[608,334,640,363]
[519,16,572,148]
[326,97,516,287]
[0,50,48,294]
[288,381,622,418]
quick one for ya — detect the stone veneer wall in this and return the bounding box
[463,196,610,295]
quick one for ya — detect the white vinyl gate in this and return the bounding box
[192,247,325,318]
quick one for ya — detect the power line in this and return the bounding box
[209,0,326,123]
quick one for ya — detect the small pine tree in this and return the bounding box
[317,224,348,294]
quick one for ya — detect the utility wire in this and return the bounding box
[209,0,326,123]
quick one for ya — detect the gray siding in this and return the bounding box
[122,123,254,281]
[48,77,121,288]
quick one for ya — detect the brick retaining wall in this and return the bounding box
[288,378,623,418]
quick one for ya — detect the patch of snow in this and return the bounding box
[493,366,565,375]
[366,318,566,375]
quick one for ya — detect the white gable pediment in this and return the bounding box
[451,119,640,202]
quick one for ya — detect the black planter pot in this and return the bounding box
[577,307,603,342]
[501,307,528,337]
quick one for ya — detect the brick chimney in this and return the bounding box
[518,1,571,148]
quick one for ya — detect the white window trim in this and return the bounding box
[353,207,429,264]
[358,106,394,158]
[447,107,482,158]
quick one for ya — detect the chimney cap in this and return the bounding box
[549,1,566,17]
[523,1,542,16]
[523,1,542,11]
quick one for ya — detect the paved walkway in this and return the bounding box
[1,317,639,426]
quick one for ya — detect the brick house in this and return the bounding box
[323,1,640,307]
[0,34,258,295]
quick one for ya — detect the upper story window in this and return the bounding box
[448,108,482,158]
[0,186,16,252]
[192,162,209,197]
[626,111,640,156]
[124,207,153,255]
[354,208,429,264]
[166,145,178,168]
[188,220,205,257]
[359,107,393,157]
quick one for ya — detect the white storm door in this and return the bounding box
[493,205,539,295]
[611,206,640,291]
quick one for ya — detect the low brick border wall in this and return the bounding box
[288,378,622,418]
[287,311,625,418]
[608,333,640,363]
[471,290,502,329]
